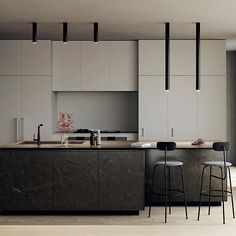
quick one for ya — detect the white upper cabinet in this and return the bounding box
[0,41,21,75]
[168,76,197,141]
[22,76,52,141]
[170,40,195,75]
[110,41,138,91]
[52,41,81,91]
[201,40,226,75]
[139,40,165,75]
[81,41,110,91]
[22,40,51,75]
[139,76,167,140]
[197,76,226,141]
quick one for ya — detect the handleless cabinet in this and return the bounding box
[110,41,138,91]
[52,41,81,91]
[22,40,51,75]
[81,41,110,91]
[0,41,21,75]
[139,40,165,75]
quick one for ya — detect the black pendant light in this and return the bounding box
[63,22,68,43]
[94,22,98,43]
[165,22,170,91]
[32,22,37,44]
[196,22,200,91]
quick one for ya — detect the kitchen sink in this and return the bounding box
[18,141,85,145]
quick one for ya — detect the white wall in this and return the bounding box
[55,92,138,132]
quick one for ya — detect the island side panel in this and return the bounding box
[53,150,99,211]
[99,150,145,211]
[145,149,225,204]
[0,150,53,211]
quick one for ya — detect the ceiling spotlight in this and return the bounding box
[63,22,68,44]
[32,22,37,44]
[94,22,98,44]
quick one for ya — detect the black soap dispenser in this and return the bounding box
[90,131,96,145]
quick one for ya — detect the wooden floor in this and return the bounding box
[0,167,236,236]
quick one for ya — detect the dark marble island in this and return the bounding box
[0,141,224,213]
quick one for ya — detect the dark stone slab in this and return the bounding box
[99,150,145,211]
[53,151,99,211]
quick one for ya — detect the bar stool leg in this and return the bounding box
[168,166,171,214]
[208,166,212,215]
[179,166,188,219]
[220,167,225,224]
[197,166,207,221]
[148,165,157,218]
[227,167,235,218]
[164,165,168,223]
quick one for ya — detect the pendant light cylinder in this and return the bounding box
[165,22,170,91]
[32,22,37,44]
[63,22,68,43]
[94,22,98,43]
[196,22,200,91]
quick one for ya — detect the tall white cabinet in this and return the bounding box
[0,40,52,145]
[139,40,226,141]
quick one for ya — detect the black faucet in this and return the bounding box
[37,124,43,145]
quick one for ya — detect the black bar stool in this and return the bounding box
[197,142,235,224]
[148,142,188,223]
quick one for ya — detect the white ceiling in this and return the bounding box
[1,0,236,42]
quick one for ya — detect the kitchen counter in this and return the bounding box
[0,140,214,149]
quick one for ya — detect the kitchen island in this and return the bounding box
[0,141,224,213]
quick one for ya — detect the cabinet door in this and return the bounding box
[139,40,165,75]
[53,151,99,211]
[0,41,21,75]
[22,40,51,75]
[0,150,53,211]
[52,41,81,91]
[99,151,145,211]
[201,40,226,75]
[22,76,52,141]
[110,41,138,91]
[139,76,167,140]
[170,40,195,75]
[197,76,226,140]
[168,76,197,140]
[81,41,110,91]
[0,77,21,146]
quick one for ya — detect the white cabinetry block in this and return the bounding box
[170,40,195,75]
[201,40,226,75]
[22,76,52,141]
[139,40,165,75]
[197,76,226,140]
[168,76,197,140]
[52,41,81,91]
[139,76,167,140]
[0,77,22,145]
[81,41,110,91]
[110,41,138,91]
[0,41,21,75]
[22,40,51,75]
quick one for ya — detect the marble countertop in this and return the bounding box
[0,141,214,150]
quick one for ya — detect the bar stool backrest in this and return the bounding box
[213,142,230,152]
[157,142,176,151]
[213,142,230,180]
[157,142,176,165]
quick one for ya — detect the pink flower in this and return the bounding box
[57,112,73,133]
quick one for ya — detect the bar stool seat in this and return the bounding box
[202,161,232,167]
[154,161,183,167]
